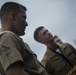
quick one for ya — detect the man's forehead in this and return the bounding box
[19,6,26,13]
[19,10,27,17]
[38,28,45,35]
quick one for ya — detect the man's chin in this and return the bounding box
[19,32,25,36]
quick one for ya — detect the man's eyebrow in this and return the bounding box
[43,30,48,35]
[23,15,27,19]
[43,31,46,35]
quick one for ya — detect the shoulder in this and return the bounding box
[63,43,71,45]
[63,43,74,47]
[58,43,71,49]
[0,31,21,41]
[41,48,55,66]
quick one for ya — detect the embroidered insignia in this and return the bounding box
[68,52,73,57]
[0,45,10,55]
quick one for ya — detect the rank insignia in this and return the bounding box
[0,45,10,55]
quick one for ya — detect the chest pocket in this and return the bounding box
[50,56,66,71]
[67,51,75,60]
[66,51,76,65]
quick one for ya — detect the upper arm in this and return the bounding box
[6,61,30,75]
[0,33,23,72]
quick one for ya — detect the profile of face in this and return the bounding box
[13,7,28,36]
[54,35,62,44]
[38,27,53,43]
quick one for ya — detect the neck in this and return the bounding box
[1,21,14,32]
[45,42,58,50]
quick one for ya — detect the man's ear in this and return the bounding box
[10,12,15,21]
[39,38,44,43]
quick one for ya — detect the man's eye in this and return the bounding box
[23,16,26,20]
[43,32,45,35]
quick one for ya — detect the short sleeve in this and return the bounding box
[0,32,23,72]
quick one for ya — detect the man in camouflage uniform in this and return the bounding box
[34,26,76,75]
[0,2,50,75]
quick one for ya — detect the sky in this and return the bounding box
[0,0,76,61]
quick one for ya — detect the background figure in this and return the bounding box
[0,2,49,75]
[53,35,62,44]
[53,35,63,54]
[34,26,76,75]
[54,36,76,75]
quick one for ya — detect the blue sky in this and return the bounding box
[0,0,76,61]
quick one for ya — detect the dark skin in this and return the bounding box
[1,7,30,75]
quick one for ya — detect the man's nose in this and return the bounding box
[25,22,28,26]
